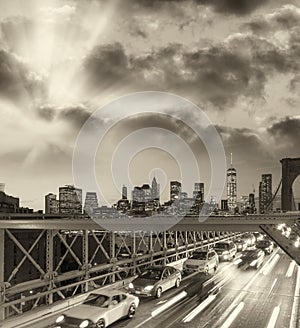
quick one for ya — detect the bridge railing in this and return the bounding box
[0,227,241,321]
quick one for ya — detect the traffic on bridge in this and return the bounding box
[18,246,299,328]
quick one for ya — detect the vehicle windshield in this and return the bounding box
[84,294,110,307]
[141,268,162,280]
[191,252,207,260]
[215,243,229,250]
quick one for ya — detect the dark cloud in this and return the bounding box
[195,0,268,15]
[244,5,300,34]
[35,103,94,129]
[127,0,267,15]
[267,116,300,151]
[36,105,56,121]
[82,39,269,109]
[82,42,131,90]
[80,3,299,110]
[217,125,272,162]
[58,105,93,128]
[0,48,47,104]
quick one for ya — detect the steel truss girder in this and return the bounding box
[0,228,241,321]
[6,229,46,277]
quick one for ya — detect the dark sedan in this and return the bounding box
[235,249,265,270]
[256,239,274,254]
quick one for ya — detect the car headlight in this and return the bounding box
[79,320,90,328]
[129,282,134,289]
[144,285,154,291]
[56,315,65,323]
[250,260,257,267]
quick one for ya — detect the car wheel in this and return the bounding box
[214,265,218,273]
[127,303,136,319]
[156,287,162,298]
[96,319,105,328]
[204,266,209,275]
[175,278,180,288]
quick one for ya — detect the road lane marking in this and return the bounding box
[262,254,280,276]
[268,278,278,295]
[286,261,296,278]
[135,291,187,328]
[151,291,187,317]
[182,294,217,323]
[213,249,279,328]
[289,265,300,328]
[220,302,244,328]
[266,305,280,328]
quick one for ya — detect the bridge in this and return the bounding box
[1,157,300,325]
[0,212,300,323]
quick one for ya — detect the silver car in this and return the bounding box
[183,249,219,274]
[55,289,139,328]
[128,265,181,298]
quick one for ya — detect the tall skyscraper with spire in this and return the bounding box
[227,153,237,213]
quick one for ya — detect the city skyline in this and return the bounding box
[0,156,297,212]
[1,164,283,213]
[0,1,299,210]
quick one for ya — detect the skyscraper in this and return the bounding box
[151,177,160,201]
[59,185,82,214]
[122,185,127,200]
[227,154,237,213]
[193,182,204,202]
[170,181,181,201]
[221,199,228,211]
[249,193,256,214]
[132,186,145,213]
[259,174,272,213]
[84,192,98,215]
[45,193,59,214]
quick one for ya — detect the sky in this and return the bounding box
[0,0,299,210]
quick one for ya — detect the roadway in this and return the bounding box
[24,248,299,328]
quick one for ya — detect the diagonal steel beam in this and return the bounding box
[8,230,45,283]
[5,229,45,276]
[260,224,300,266]
[55,232,82,271]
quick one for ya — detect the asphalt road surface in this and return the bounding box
[25,248,300,328]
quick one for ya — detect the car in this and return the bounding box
[128,265,181,298]
[214,241,237,261]
[234,238,248,252]
[256,239,274,254]
[242,233,256,247]
[55,289,139,328]
[236,249,265,270]
[183,249,219,274]
[289,231,300,248]
[253,232,264,241]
